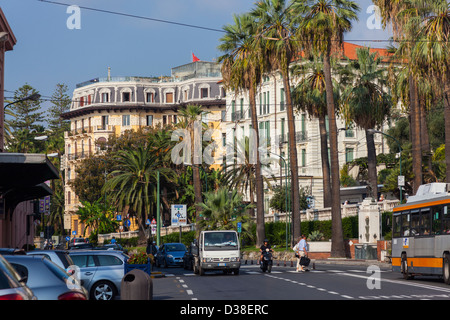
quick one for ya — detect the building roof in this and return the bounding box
[341,42,392,61]
[0,7,17,51]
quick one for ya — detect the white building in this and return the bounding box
[221,42,392,211]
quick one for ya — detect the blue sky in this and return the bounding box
[1,0,392,110]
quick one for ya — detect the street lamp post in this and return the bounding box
[367,129,403,203]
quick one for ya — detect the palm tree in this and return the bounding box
[217,13,266,247]
[77,199,119,241]
[197,187,254,239]
[408,0,450,182]
[291,54,339,208]
[221,136,274,210]
[374,0,424,194]
[251,0,303,246]
[341,47,392,199]
[177,105,206,217]
[103,146,165,239]
[295,0,360,258]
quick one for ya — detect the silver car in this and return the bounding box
[27,250,75,272]
[0,255,36,300]
[69,250,129,301]
[4,255,87,300]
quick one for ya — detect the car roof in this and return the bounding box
[68,249,127,256]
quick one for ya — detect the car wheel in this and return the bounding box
[90,280,117,301]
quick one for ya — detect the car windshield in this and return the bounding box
[203,232,238,250]
[166,244,186,252]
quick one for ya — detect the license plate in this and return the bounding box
[218,263,226,266]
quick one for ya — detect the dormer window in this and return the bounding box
[123,92,131,102]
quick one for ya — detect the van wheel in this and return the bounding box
[443,255,450,285]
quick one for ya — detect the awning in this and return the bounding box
[0,153,60,217]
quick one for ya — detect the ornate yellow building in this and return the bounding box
[62,61,225,237]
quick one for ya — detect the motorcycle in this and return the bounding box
[260,248,273,273]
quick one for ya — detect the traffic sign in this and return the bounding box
[126,219,131,227]
[171,204,187,226]
[116,215,122,221]
[237,222,242,233]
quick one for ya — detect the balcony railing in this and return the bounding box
[67,152,89,161]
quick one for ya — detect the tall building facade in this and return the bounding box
[62,61,225,236]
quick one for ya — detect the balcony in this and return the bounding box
[67,152,89,161]
[94,125,115,133]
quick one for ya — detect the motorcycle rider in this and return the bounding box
[259,239,273,264]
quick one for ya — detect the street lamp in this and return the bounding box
[367,129,403,202]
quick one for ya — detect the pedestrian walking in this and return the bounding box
[298,234,309,272]
[293,237,301,272]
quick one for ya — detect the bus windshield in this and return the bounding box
[203,232,238,250]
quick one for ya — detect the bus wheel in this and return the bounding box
[401,254,413,280]
[443,255,450,285]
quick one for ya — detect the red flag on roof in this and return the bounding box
[192,53,200,62]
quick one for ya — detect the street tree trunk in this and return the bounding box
[324,43,346,258]
[249,84,265,248]
[365,129,378,200]
[444,71,450,183]
[409,74,422,194]
[319,116,332,208]
[282,69,301,246]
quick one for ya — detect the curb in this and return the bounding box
[150,271,165,278]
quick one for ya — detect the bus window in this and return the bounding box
[411,209,420,236]
[420,209,431,236]
[393,214,402,238]
[432,205,442,235]
[443,205,450,234]
[402,211,410,236]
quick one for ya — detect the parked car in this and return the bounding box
[69,250,129,300]
[4,255,87,300]
[68,237,88,248]
[93,243,128,254]
[155,243,187,268]
[68,243,94,250]
[27,250,76,273]
[0,255,36,300]
[0,248,26,256]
